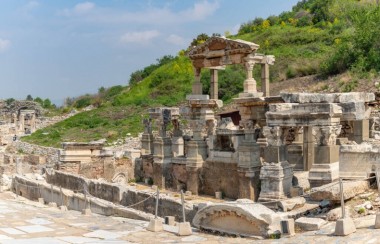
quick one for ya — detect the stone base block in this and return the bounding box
[177,222,192,236]
[281,219,295,236]
[215,191,222,199]
[258,161,293,202]
[264,146,287,164]
[38,198,44,204]
[295,217,326,231]
[237,167,261,201]
[165,216,176,226]
[147,218,163,232]
[82,208,92,216]
[48,202,57,208]
[309,162,339,188]
[334,218,356,236]
[59,206,68,211]
[314,145,339,165]
[375,214,380,229]
[186,166,201,195]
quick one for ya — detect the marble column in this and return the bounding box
[309,125,341,187]
[258,126,293,202]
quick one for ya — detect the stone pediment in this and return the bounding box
[188,37,260,68]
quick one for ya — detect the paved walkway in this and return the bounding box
[1,192,380,243]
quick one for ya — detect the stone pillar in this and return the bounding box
[261,63,269,97]
[192,68,202,95]
[303,126,314,171]
[237,119,262,200]
[152,110,173,188]
[30,113,36,133]
[309,125,341,187]
[243,61,256,94]
[210,69,218,100]
[18,114,25,133]
[141,118,154,155]
[258,126,293,203]
[353,119,369,144]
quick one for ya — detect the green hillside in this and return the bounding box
[23,0,380,148]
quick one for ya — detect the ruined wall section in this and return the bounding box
[13,141,59,163]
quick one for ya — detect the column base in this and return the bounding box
[258,161,293,202]
[237,167,261,201]
[308,161,339,188]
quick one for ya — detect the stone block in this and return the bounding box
[264,146,287,163]
[280,219,295,236]
[48,202,57,208]
[177,222,192,236]
[278,197,306,212]
[308,162,339,188]
[295,217,326,231]
[334,218,356,236]
[309,180,369,201]
[165,216,176,226]
[192,201,281,238]
[147,218,163,232]
[82,208,92,216]
[375,214,380,229]
[314,146,339,165]
[38,198,45,204]
[215,191,222,199]
[59,206,68,211]
[326,207,350,221]
[185,191,192,196]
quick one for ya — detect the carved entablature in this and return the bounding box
[263,126,284,146]
[187,37,260,68]
[313,125,342,146]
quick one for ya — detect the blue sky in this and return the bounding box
[0,0,299,105]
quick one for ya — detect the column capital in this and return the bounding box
[313,125,342,146]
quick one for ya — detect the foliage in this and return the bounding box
[322,5,380,75]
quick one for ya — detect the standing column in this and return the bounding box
[258,126,293,203]
[192,68,202,95]
[210,69,218,100]
[303,126,314,171]
[308,125,341,187]
[261,63,270,97]
[243,61,256,94]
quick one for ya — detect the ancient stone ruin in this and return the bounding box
[4,36,380,240]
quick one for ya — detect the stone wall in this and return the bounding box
[340,143,380,179]
[45,170,197,221]
[200,160,239,199]
[14,141,59,163]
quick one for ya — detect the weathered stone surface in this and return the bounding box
[278,197,306,212]
[334,218,356,236]
[295,217,326,231]
[281,92,374,104]
[192,199,281,238]
[340,143,380,179]
[309,180,369,201]
[326,207,350,221]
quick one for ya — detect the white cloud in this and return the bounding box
[120,30,160,44]
[0,38,11,52]
[59,1,219,25]
[24,1,39,10]
[166,34,186,46]
[181,1,220,21]
[60,2,95,16]
[74,2,95,14]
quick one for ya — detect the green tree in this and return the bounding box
[26,94,33,101]
[43,98,52,108]
[34,97,43,105]
[5,98,15,106]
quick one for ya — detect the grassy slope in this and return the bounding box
[23,0,372,147]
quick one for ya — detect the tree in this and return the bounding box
[26,94,33,101]
[189,33,210,47]
[34,97,43,105]
[43,98,52,109]
[5,98,15,106]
